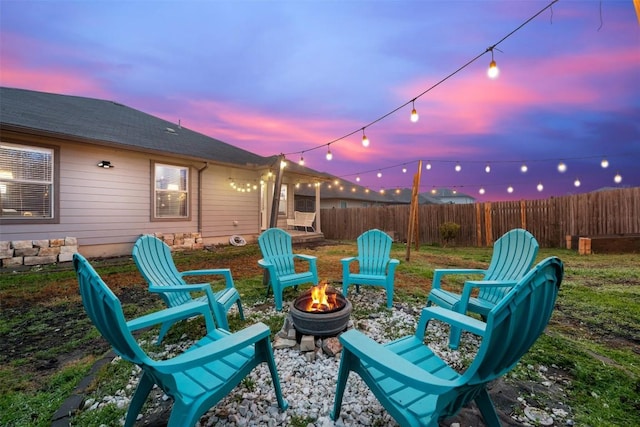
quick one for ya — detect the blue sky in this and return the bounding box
[1,0,638,201]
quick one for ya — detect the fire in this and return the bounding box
[305,282,337,312]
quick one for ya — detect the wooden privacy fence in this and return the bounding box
[320,187,640,248]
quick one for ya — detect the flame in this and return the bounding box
[305,282,338,312]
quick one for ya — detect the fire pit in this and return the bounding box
[290,283,352,336]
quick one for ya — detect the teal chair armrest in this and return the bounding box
[457,279,518,314]
[388,258,400,274]
[340,256,357,266]
[339,329,456,391]
[431,268,487,289]
[126,301,211,332]
[181,268,235,289]
[149,283,211,293]
[415,306,487,341]
[293,254,316,262]
[156,323,271,371]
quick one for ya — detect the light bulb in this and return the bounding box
[487,59,499,79]
[299,155,305,166]
[520,164,528,173]
[402,167,407,173]
[377,171,382,178]
[574,178,581,187]
[379,188,385,194]
[356,176,360,182]
[410,108,419,123]
[426,162,432,170]
[479,188,485,195]
[361,129,369,147]
[326,148,333,161]
[485,164,491,173]
[614,173,622,184]
[455,162,461,172]
[507,185,514,193]
[537,182,544,192]
[601,158,609,168]
[557,162,567,173]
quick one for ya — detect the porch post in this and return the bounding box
[315,182,321,233]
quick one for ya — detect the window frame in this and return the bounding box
[151,161,192,222]
[0,140,59,225]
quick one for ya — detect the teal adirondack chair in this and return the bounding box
[332,256,563,427]
[341,229,400,308]
[73,253,287,427]
[132,235,244,337]
[427,228,539,348]
[258,228,319,311]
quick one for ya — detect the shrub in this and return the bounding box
[439,222,461,247]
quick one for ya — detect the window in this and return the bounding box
[0,142,55,220]
[278,185,287,215]
[154,163,189,219]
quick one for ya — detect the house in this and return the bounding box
[0,87,329,265]
[424,188,475,204]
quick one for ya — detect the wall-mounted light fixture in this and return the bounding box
[97,161,113,168]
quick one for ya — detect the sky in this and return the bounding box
[1,0,638,202]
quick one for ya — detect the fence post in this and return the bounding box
[484,202,493,246]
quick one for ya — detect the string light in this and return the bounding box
[601,158,609,168]
[487,47,499,79]
[614,172,622,184]
[299,153,305,166]
[557,161,567,173]
[520,163,528,173]
[479,187,485,195]
[485,164,491,173]
[426,162,432,170]
[402,167,407,173]
[574,178,581,187]
[326,146,333,161]
[455,162,462,172]
[537,182,544,192]
[377,170,382,178]
[356,176,360,182]
[361,129,370,148]
[507,185,514,193]
[410,100,419,123]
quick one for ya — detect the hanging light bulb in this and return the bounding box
[485,164,491,173]
[377,170,382,178]
[614,172,622,184]
[520,163,528,173]
[455,162,462,172]
[356,176,361,182]
[410,100,419,123]
[479,188,485,195]
[402,167,407,173]
[557,161,567,173]
[487,48,499,79]
[361,129,370,148]
[299,153,305,166]
[426,162,432,170]
[326,148,333,161]
[601,158,609,168]
[574,178,581,187]
[507,185,514,193]
[537,182,544,192]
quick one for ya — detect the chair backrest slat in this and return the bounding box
[357,229,392,276]
[133,235,193,307]
[465,256,562,383]
[480,229,539,304]
[74,254,150,365]
[258,229,296,276]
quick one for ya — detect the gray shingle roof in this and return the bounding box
[1,87,269,168]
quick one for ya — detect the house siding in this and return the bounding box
[0,140,264,257]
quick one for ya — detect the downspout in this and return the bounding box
[197,162,209,234]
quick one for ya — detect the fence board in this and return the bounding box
[319,187,639,248]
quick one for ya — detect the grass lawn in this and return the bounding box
[1,240,638,426]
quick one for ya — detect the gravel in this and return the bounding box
[81,288,570,426]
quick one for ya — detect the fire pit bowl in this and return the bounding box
[290,286,352,336]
